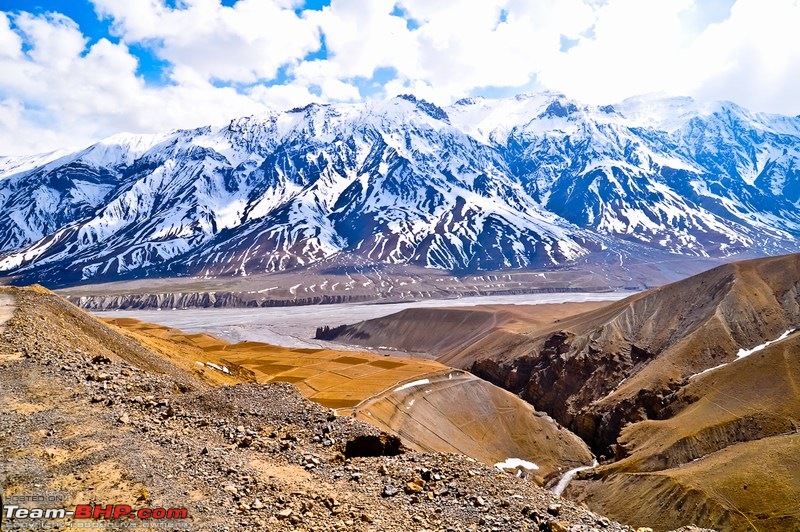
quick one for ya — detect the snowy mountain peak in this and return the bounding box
[394,94,450,123]
[1,92,800,287]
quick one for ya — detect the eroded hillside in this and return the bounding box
[0,286,663,531]
[101,312,592,481]
[321,253,800,530]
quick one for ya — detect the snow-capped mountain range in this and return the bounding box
[2,92,800,286]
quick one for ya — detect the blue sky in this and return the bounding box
[1,0,798,155]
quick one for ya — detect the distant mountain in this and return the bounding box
[2,92,800,286]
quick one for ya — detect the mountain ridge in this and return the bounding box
[2,92,799,287]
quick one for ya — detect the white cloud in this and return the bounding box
[248,83,320,110]
[308,0,419,79]
[1,0,799,155]
[289,59,360,101]
[533,0,800,114]
[687,0,800,114]
[0,10,268,155]
[92,0,321,83]
[538,0,699,103]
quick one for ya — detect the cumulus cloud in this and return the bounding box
[0,9,269,154]
[538,0,699,103]
[394,0,592,94]
[308,0,418,80]
[687,0,800,114]
[312,0,800,111]
[0,0,799,155]
[531,0,800,114]
[92,0,322,83]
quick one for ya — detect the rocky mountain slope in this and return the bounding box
[2,93,800,287]
[320,252,800,530]
[452,253,800,454]
[1,285,719,531]
[569,331,800,531]
[0,286,607,530]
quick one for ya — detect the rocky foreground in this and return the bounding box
[0,286,711,531]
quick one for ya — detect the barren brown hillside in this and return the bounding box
[319,253,800,531]
[352,370,593,482]
[1,285,661,531]
[450,254,800,455]
[316,301,613,357]
[101,315,592,480]
[570,332,800,531]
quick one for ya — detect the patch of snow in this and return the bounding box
[494,458,540,471]
[206,362,227,373]
[257,287,278,293]
[394,378,430,393]
[736,329,794,359]
[552,460,598,496]
[689,363,729,380]
[690,329,796,380]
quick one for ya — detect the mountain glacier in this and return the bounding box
[1,92,799,286]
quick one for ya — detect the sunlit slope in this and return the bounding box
[103,316,444,411]
[435,254,800,531]
[448,254,800,453]
[317,307,499,356]
[570,333,800,530]
[105,315,592,477]
[1,286,225,390]
[573,433,800,532]
[612,331,800,472]
[354,370,593,481]
[320,301,613,357]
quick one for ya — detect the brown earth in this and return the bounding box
[318,301,613,357]
[566,332,800,531]
[101,314,593,481]
[352,370,593,484]
[440,254,800,453]
[2,284,720,531]
[468,254,800,530]
[100,316,445,412]
[319,253,800,531]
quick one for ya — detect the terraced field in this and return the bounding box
[102,316,594,480]
[102,317,445,412]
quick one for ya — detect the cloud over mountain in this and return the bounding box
[1,0,799,155]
